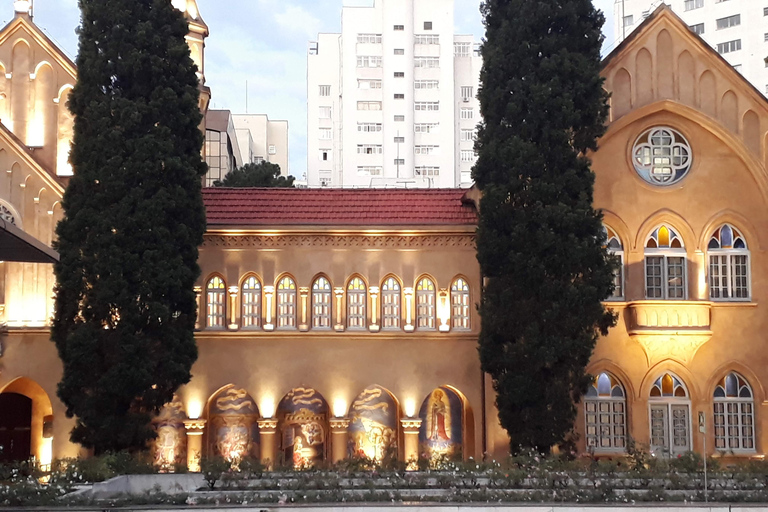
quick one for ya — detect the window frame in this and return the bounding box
[276,275,297,330]
[450,277,470,330]
[415,276,437,330]
[713,372,756,453]
[585,372,628,453]
[707,224,751,301]
[311,276,333,330]
[206,275,226,329]
[381,276,402,330]
[346,276,367,330]
[604,226,625,301]
[648,372,692,458]
[240,275,262,329]
[644,226,687,300]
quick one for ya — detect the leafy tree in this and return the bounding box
[473,0,617,452]
[213,161,295,187]
[51,0,205,453]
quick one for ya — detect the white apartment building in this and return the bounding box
[613,0,768,96]
[307,0,482,188]
[232,114,290,176]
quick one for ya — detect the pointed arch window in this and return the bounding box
[381,277,401,329]
[311,277,332,329]
[585,372,626,451]
[604,226,624,300]
[277,276,297,329]
[649,373,691,457]
[714,372,755,451]
[241,276,261,328]
[206,276,226,328]
[416,277,436,330]
[645,225,686,299]
[347,277,367,329]
[708,224,750,300]
[451,278,470,330]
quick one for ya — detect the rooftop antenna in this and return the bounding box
[245,80,248,114]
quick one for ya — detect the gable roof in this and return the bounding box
[202,188,478,227]
[0,15,77,79]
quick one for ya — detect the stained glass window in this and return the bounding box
[645,225,686,299]
[585,372,627,451]
[277,276,297,329]
[708,224,750,300]
[241,276,261,328]
[206,276,226,328]
[451,278,470,330]
[347,277,367,329]
[604,226,624,300]
[649,373,690,457]
[311,277,332,329]
[633,127,691,185]
[713,372,755,451]
[416,277,436,330]
[381,277,401,329]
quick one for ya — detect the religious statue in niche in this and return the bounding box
[208,386,260,462]
[348,385,398,461]
[418,386,464,461]
[152,395,187,471]
[277,387,328,468]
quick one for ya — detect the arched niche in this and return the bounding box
[151,394,187,470]
[277,387,329,468]
[347,385,399,461]
[612,68,632,120]
[207,385,260,461]
[656,30,673,99]
[699,71,716,119]
[418,386,466,461]
[11,40,30,141]
[677,51,694,106]
[56,86,74,176]
[720,91,738,134]
[635,48,653,107]
[742,110,760,157]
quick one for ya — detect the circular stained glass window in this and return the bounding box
[632,127,691,186]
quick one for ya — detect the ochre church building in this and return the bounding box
[2,3,768,469]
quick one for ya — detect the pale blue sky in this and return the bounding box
[16,0,617,178]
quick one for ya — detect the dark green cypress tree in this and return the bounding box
[51,0,206,452]
[473,0,617,452]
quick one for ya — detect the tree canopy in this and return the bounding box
[473,0,617,452]
[213,161,295,187]
[52,0,206,452]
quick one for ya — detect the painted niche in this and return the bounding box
[348,385,398,461]
[152,395,187,470]
[208,385,260,461]
[277,387,329,468]
[418,386,464,460]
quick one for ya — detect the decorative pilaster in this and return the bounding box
[403,287,414,332]
[299,287,310,331]
[334,287,344,331]
[263,286,275,331]
[257,418,278,469]
[329,418,351,463]
[438,289,450,332]
[368,286,380,332]
[228,286,239,330]
[183,419,207,472]
[401,418,422,470]
[193,286,202,330]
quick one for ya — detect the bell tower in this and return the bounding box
[172,0,210,130]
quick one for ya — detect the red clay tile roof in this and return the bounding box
[202,188,477,226]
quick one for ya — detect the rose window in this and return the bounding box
[632,127,691,186]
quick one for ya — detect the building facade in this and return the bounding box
[613,0,767,97]
[232,114,289,176]
[306,0,481,188]
[3,4,768,468]
[204,110,242,187]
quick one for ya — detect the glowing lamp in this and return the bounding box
[260,396,276,419]
[333,398,347,418]
[186,399,203,420]
[404,398,417,418]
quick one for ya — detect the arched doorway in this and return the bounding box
[0,393,32,462]
[648,372,691,457]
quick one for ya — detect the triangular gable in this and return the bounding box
[0,16,76,81]
[0,121,65,197]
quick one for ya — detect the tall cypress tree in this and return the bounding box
[51,0,206,452]
[473,0,617,452]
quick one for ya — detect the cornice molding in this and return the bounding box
[202,233,477,249]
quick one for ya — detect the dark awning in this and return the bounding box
[0,218,59,263]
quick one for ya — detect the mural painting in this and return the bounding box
[208,385,260,462]
[152,395,187,470]
[418,386,464,461]
[348,385,398,461]
[277,387,328,468]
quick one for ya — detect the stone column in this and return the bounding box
[329,418,350,463]
[368,286,380,332]
[400,418,422,470]
[333,287,344,331]
[193,286,202,330]
[299,287,310,331]
[263,286,275,331]
[183,419,206,472]
[258,418,278,469]
[228,286,239,330]
[403,287,415,332]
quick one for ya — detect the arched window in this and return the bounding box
[416,277,436,330]
[347,277,367,329]
[604,226,624,300]
[381,277,401,329]
[206,276,226,328]
[585,372,626,451]
[714,372,755,451]
[649,372,690,457]
[276,276,297,329]
[241,276,261,328]
[311,277,332,329]
[451,278,470,330]
[645,225,686,299]
[632,127,691,186]
[708,224,750,300]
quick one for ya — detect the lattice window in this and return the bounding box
[277,276,297,329]
[633,127,691,185]
[206,276,226,328]
[311,277,332,329]
[416,277,436,329]
[241,276,261,328]
[381,277,401,329]
[645,225,686,299]
[347,277,367,329]
[585,372,626,451]
[708,224,750,300]
[649,373,690,457]
[451,278,470,330]
[714,372,755,451]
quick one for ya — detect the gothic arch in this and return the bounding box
[698,210,762,251]
[705,362,765,405]
[634,209,695,253]
[639,360,699,402]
